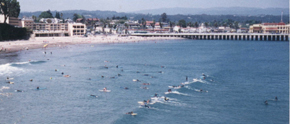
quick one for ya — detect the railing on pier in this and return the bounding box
[121,33,289,41]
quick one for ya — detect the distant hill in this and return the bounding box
[19,10,136,20]
[133,7,289,15]
[19,8,289,24]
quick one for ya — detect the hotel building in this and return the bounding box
[21,18,86,37]
[249,22,290,34]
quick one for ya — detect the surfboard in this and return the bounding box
[43,44,48,48]
[164,92,171,94]
[131,113,137,116]
[8,82,14,84]
[140,87,149,89]
[89,95,98,97]
[99,90,111,92]
[6,78,14,80]
[133,79,139,82]
[34,87,47,90]
[138,101,145,105]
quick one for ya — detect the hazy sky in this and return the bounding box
[19,0,289,12]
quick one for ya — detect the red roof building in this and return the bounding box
[86,18,99,22]
[263,22,285,26]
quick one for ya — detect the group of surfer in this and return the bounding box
[43,51,52,54]
[6,77,13,84]
[167,83,186,93]
[264,96,278,105]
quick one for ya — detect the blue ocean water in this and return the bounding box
[0,39,288,124]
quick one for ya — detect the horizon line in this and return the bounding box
[20,6,289,13]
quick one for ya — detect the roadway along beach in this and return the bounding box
[0,35,184,53]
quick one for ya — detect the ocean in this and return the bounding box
[0,39,288,124]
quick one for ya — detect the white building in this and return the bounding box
[173,26,180,32]
[0,14,9,23]
[21,17,86,37]
[68,23,86,36]
[249,22,290,34]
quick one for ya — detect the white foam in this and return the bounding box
[0,93,13,97]
[193,78,210,84]
[193,78,203,83]
[164,91,189,96]
[168,86,182,89]
[0,86,10,91]
[0,63,25,76]
[149,96,187,107]
[194,89,208,93]
[184,86,194,90]
[12,61,30,65]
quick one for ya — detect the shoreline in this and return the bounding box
[0,35,185,54]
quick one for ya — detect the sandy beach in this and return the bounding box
[0,35,184,53]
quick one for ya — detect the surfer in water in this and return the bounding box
[61,72,64,75]
[168,89,172,92]
[275,96,278,101]
[143,100,147,104]
[103,87,107,91]
[7,77,9,80]
[30,79,33,82]
[37,87,39,90]
[141,87,148,89]
[64,75,70,77]
[264,100,268,105]
[200,89,203,92]
[147,99,150,104]
[164,97,169,101]
[154,93,158,97]
[124,87,129,90]
[186,76,188,81]
[144,105,150,108]
[90,94,97,97]
[126,111,133,115]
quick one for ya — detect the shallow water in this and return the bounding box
[0,39,288,124]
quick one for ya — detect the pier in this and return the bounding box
[124,33,289,41]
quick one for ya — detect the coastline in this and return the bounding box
[0,35,185,54]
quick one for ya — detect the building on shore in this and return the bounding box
[249,22,290,34]
[0,14,22,27]
[21,17,86,37]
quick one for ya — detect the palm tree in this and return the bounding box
[151,20,156,31]
[204,22,209,27]
[169,21,174,32]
